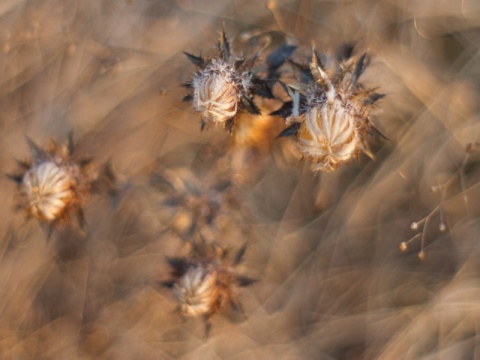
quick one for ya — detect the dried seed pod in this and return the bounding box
[298,97,358,172]
[183,29,279,131]
[192,59,247,127]
[9,136,111,233]
[21,161,75,221]
[161,241,255,337]
[276,48,386,172]
[174,264,218,317]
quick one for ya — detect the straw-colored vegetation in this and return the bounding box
[0,0,480,359]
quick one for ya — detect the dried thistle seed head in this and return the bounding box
[21,161,75,221]
[276,49,386,172]
[174,264,218,317]
[297,96,358,172]
[192,59,250,127]
[162,241,255,335]
[184,29,275,131]
[9,137,100,231]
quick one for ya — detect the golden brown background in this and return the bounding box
[1,0,480,359]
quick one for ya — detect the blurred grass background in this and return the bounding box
[0,0,480,359]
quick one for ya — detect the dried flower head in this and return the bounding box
[21,160,75,221]
[175,264,218,317]
[275,48,386,172]
[161,241,255,336]
[183,29,277,132]
[152,149,254,243]
[9,136,112,233]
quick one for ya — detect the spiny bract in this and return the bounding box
[276,48,386,172]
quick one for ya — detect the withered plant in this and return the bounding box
[183,29,294,133]
[9,135,116,235]
[161,239,255,337]
[274,48,386,172]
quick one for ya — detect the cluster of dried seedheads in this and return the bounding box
[168,29,390,332]
[150,142,258,335]
[400,142,480,260]
[7,28,389,336]
[11,27,472,339]
[184,30,386,173]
